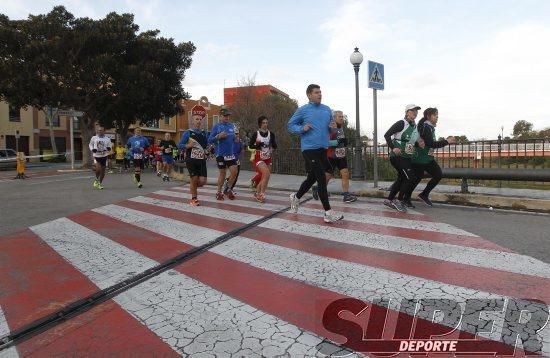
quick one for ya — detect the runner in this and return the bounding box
[287,84,344,223]
[208,107,238,200]
[408,107,456,206]
[248,115,277,203]
[152,139,162,176]
[311,110,357,203]
[159,132,177,182]
[115,142,125,173]
[179,113,208,206]
[383,104,421,212]
[126,127,150,188]
[88,125,112,190]
[223,128,244,195]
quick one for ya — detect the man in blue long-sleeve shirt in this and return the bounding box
[287,84,343,223]
[208,107,238,200]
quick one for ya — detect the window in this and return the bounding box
[150,119,160,128]
[9,106,20,122]
[73,118,80,130]
[164,116,170,125]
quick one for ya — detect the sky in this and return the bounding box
[3,0,550,140]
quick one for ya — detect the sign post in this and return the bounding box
[58,110,85,170]
[368,61,384,188]
[15,130,20,154]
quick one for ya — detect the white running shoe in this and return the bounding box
[289,193,299,213]
[324,210,344,223]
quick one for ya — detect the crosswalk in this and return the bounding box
[0,185,548,357]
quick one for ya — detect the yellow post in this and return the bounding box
[16,152,26,179]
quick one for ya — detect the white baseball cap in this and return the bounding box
[405,104,421,112]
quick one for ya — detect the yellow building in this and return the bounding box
[1,96,224,159]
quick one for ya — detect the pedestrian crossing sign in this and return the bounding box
[368,61,384,90]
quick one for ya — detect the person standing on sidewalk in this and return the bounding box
[89,125,112,189]
[408,107,456,206]
[312,110,357,203]
[248,116,277,203]
[208,107,238,200]
[287,84,343,223]
[127,127,150,188]
[383,104,421,212]
[115,142,125,173]
[179,113,209,206]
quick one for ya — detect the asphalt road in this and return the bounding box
[1,165,549,264]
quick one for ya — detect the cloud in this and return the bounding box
[319,0,389,72]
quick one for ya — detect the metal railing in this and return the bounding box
[237,138,550,186]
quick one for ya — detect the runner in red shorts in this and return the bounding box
[248,115,277,202]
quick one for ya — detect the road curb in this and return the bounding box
[356,188,550,213]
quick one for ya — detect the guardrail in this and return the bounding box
[173,138,550,190]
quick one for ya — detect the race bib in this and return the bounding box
[164,148,172,154]
[260,148,271,160]
[335,147,346,158]
[224,155,235,161]
[405,143,415,155]
[133,153,143,160]
[190,148,205,160]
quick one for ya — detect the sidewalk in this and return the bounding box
[189,163,550,212]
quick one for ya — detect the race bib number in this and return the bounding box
[97,142,105,151]
[133,153,143,160]
[224,155,235,161]
[260,148,271,160]
[405,143,415,155]
[335,147,346,158]
[190,148,205,160]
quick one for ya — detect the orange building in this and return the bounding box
[224,85,289,107]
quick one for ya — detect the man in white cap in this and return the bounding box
[382,104,422,212]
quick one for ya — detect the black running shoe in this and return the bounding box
[402,199,415,209]
[343,194,357,203]
[418,193,433,206]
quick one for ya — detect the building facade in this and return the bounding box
[0,96,223,160]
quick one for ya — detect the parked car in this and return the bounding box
[0,148,17,170]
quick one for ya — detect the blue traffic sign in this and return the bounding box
[368,61,384,90]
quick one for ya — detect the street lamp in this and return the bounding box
[350,47,363,180]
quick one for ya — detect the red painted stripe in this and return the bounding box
[69,210,193,262]
[147,193,275,217]
[153,190,509,252]
[0,229,178,356]
[73,211,524,356]
[118,198,550,303]
[117,200,244,233]
[278,211,509,252]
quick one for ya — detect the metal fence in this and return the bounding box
[246,138,550,185]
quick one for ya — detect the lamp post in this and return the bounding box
[350,47,363,179]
